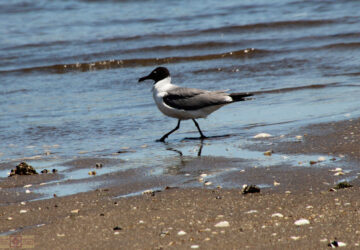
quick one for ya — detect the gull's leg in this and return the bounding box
[158,120,181,142]
[192,119,207,139]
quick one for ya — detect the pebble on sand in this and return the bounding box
[190,245,199,249]
[294,218,310,226]
[329,168,342,172]
[254,133,271,138]
[264,150,273,156]
[242,184,260,194]
[113,226,122,231]
[317,156,326,162]
[245,210,258,214]
[19,209,27,214]
[334,181,353,189]
[328,240,347,248]
[142,189,154,195]
[214,221,230,228]
[88,171,96,176]
[160,230,169,237]
[70,209,79,214]
[177,230,187,236]
[295,135,303,140]
[271,213,284,218]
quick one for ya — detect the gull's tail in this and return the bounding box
[229,92,253,102]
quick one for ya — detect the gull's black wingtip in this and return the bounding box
[229,92,254,102]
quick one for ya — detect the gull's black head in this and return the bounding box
[138,67,170,83]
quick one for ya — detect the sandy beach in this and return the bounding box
[1,117,360,249]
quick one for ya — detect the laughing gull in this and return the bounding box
[138,67,253,142]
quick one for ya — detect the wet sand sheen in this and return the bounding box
[1,117,360,248]
[1,118,360,203]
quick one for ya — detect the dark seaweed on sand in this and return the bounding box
[8,162,38,177]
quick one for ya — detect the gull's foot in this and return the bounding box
[156,137,167,143]
[200,135,207,140]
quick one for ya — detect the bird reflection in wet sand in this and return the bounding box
[164,142,204,177]
[166,141,204,157]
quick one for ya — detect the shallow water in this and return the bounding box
[1,0,360,198]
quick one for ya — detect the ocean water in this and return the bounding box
[1,0,360,198]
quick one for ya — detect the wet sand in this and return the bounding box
[1,117,360,249]
[250,117,360,161]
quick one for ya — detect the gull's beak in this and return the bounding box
[138,74,150,82]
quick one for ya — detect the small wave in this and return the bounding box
[324,72,360,78]
[0,48,268,75]
[78,41,243,59]
[0,1,56,14]
[192,58,309,76]
[197,19,337,35]
[98,17,356,45]
[294,41,360,53]
[330,31,360,39]
[1,89,29,95]
[289,32,360,45]
[128,41,238,53]
[10,29,359,55]
[321,42,360,50]
[343,72,360,77]
[4,40,70,51]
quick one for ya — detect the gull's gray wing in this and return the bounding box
[163,87,230,110]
